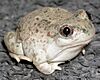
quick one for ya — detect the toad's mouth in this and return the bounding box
[66,36,93,47]
[57,30,95,48]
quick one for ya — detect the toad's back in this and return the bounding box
[17,7,73,41]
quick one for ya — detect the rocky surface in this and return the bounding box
[0,0,100,80]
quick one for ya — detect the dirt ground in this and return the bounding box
[0,0,100,80]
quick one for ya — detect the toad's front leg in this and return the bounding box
[32,49,62,74]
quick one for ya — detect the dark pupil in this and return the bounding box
[63,27,70,37]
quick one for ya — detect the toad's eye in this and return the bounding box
[60,25,73,37]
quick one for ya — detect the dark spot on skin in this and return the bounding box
[60,17,63,18]
[32,38,35,41]
[28,27,31,31]
[82,29,86,32]
[42,19,51,24]
[11,42,14,46]
[16,45,19,47]
[41,35,44,37]
[31,32,34,34]
[39,26,41,28]
[57,8,60,11]
[43,40,46,43]
[37,23,40,26]
[46,15,49,17]
[40,40,42,42]
[47,31,51,36]
[82,28,88,33]
[35,29,39,33]
[44,10,48,13]
[36,17,39,20]
[44,27,46,30]
[34,23,37,25]
[49,18,51,20]
[75,14,79,17]
[32,39,35,43]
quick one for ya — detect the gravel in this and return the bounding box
[0,0,100,80]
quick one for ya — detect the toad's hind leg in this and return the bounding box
[4,31,32,62]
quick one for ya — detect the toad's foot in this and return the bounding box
[35,62,62,74]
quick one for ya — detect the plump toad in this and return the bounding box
[4,7,95,74]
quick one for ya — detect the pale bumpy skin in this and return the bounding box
[4,7,95,74]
